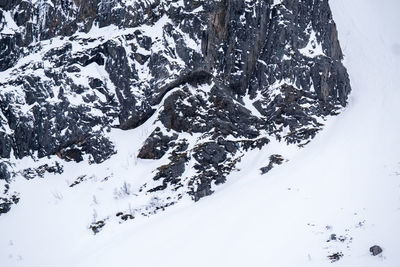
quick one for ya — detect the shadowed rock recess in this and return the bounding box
[0,1,350,207]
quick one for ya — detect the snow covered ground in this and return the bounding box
[1,0,400,266]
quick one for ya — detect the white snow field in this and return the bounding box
[1,0,400,266]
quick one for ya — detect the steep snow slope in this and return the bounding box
[1,0,400,266]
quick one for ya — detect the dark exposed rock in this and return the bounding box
[0,194,19,216]
[58,148,83,163]
[260,154,284,174]
[0,198,12,215]
[328,252,343,262]
[149,152,188,193]
[241,138,270,151]
[188,142,244,201]
[0,161,12,181]
[83,134,116,164]
[116,212,134,222]
[0,35,20,71]
[370,245,383,256]
[0,132,12,159]
[69,175,88,188]
[20,162,63,180]
[326,233,347,243]
[190,173,215,202]
[90,220,106,235]
[159,87,206,133]
[54,133,115,164]
[193,142,227,166]
[138,127,178,160]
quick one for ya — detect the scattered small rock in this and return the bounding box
[355,220,365,228]
[327,252,343,262]
[116,212,134,221]
[121,214,134,221]
[69,175,87,187]
[89,220,106,234]
[21,162,63,179]
[327,234,337,242]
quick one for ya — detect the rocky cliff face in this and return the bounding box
[0,0,350,223]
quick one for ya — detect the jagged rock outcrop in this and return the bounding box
[0,0,350,214]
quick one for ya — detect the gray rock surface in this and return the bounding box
[370,245,383,256]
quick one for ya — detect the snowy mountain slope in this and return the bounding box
[0,0,399,266]
[0,0,351,229]
[70,1,399,266]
